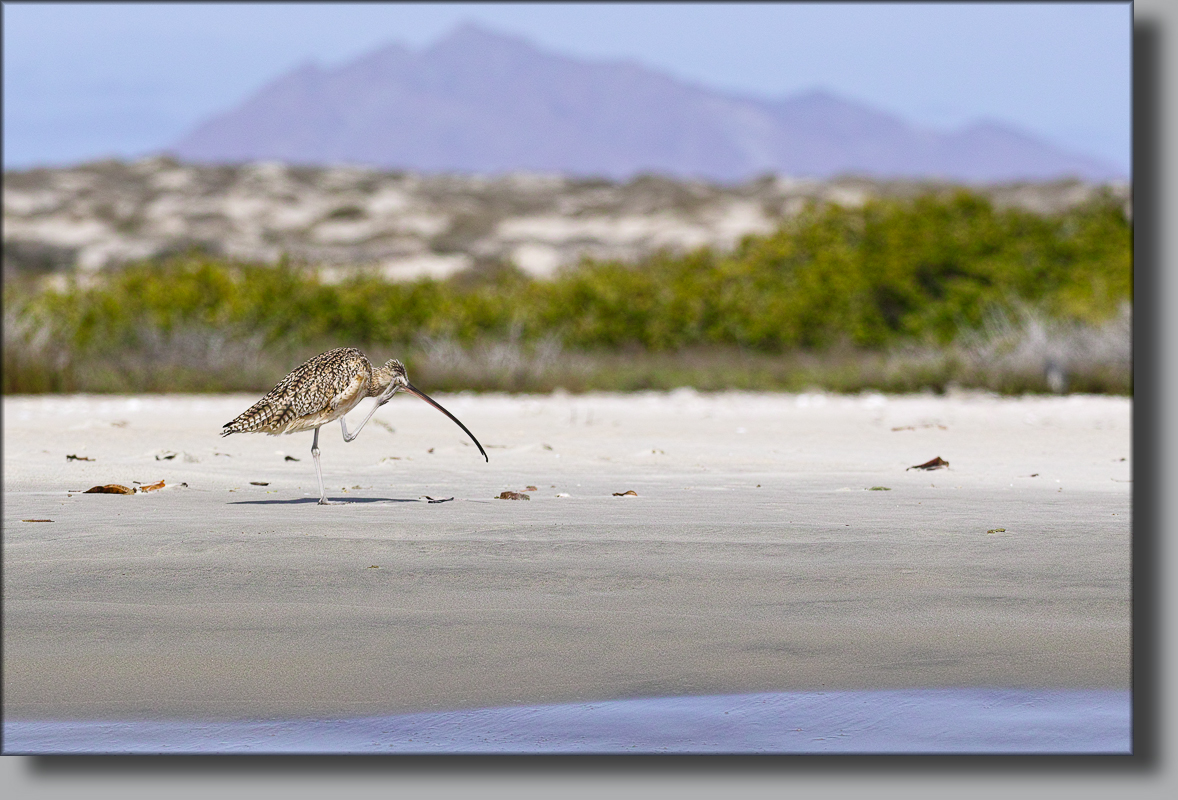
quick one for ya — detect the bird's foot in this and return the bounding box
[317,498,349,506]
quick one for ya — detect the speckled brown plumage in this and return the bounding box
[222,347,404,436]
[221,346,484,505]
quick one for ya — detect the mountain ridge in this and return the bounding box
[170,23,1123,183]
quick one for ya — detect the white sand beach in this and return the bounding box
[3,390,1130,721]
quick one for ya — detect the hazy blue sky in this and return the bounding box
[3,2,1132,172]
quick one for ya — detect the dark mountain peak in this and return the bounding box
[427,21,540,57]
[337,39,412,81]
[170,24,1125,182]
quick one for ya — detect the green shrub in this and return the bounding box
[2,188,1130,394]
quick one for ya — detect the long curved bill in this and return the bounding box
[404,383,489,462]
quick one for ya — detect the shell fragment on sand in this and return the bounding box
[908,457,949,471]
[82,481,165,494]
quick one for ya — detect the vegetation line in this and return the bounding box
[3,190,1131,395]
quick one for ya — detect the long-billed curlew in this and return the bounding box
[222,347,487,504]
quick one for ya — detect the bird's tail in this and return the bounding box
[222,397,293,436]
[221,408,261,436]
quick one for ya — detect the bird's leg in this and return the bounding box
[340,393,392,443]
[311,426,333,505]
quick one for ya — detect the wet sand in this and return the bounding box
[3,690,1131,754]
[3,391,1131,722]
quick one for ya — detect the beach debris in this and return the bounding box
[374,420,395,434]
[66,454,94,462]
[556,492,570,497]
[84,484,135,494]
[525,485,539,492]
[1029,473,1039,477]
[907,456,949,471]
[111,420,129,428]
[869,486,891,491]
[427,448,435,453]
[22,519,53,522]
[496,491,530,500]
[156,452,178,461]
[138,480,165,492]
[987,528,1006,534]
[613,490,638,497]
[368,565,380,569]
[250,481,270,486]
[284,455,300,462]
[542,443,553,450]
[423,496,454,503]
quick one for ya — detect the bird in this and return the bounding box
[222,347,487,505]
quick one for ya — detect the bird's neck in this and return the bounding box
[370,365,396,397]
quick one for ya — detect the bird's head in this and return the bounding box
[382,358,409,391]
[378,358,488,462]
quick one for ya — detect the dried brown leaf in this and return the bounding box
[84,484,135,495]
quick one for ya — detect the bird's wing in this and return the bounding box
[223,351,369,435]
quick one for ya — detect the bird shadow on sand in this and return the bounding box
[229,497,421,505]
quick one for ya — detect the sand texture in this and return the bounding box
[3,391,1130,720]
